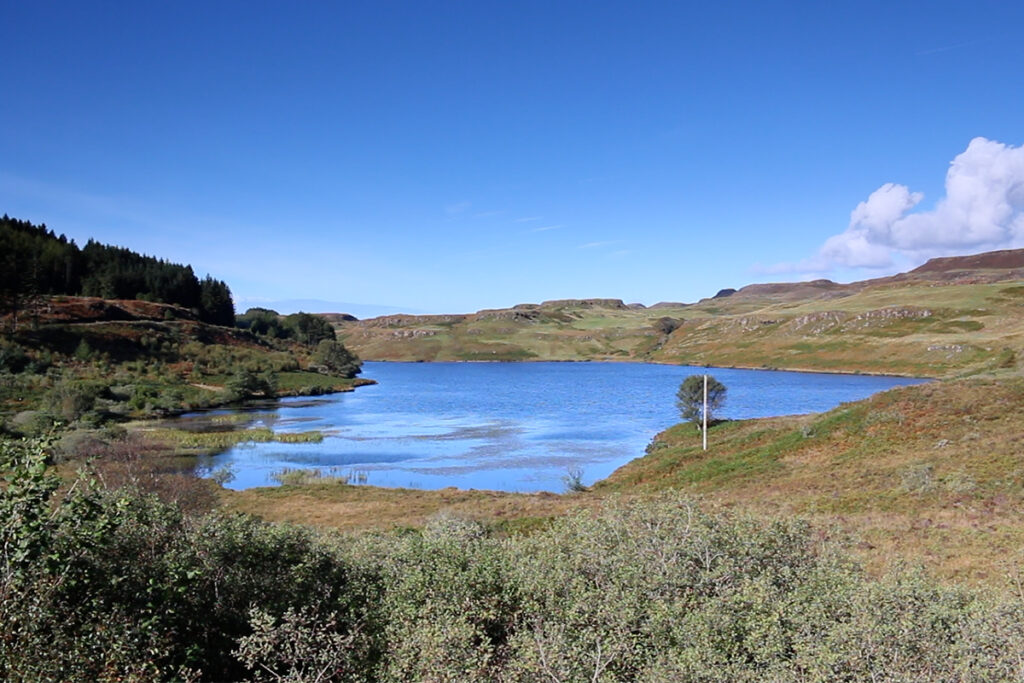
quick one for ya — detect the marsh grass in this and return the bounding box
[146,427,324,451]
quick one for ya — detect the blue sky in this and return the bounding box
[3,1,1023,316]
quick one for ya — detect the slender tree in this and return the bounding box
[676,374,726,430]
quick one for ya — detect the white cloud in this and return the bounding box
[814,137,1024,271]
[578,240,621,249]
[529,224,561,233]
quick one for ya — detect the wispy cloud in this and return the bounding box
[529,224,561,233]
[473,210,501,219]
[915,39,983,56]
[445,200,471,215]
[514,216,543,223]
[579,240,622,249]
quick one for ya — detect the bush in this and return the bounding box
[42,377,102,423]
[8,410,57,437]
[227,368,278,400]
[3,439,1024,681]
[312,340,362,378]
[0,339,29,373]
[359,513,517,680]
[0,437,371,681]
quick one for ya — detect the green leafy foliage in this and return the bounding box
[226,368,279,400]
[237,308,338,348]
[283,312,336,347]
[236,307,291,338]
[311,339,362,378]
[3,441,1023,681]
[677,373,727,428]
[0,437,371,681]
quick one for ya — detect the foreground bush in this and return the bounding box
[0,438,370,681]
[2,436,1023,681]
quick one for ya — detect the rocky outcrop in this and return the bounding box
[474,308,543,322]
[363,314,468,328]
[539,298,629,309]
[787,307,933,335]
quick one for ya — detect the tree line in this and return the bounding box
[0,215,234,326]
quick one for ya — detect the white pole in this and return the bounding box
[702,373,708,451]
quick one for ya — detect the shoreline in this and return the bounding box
[361,357,935,380]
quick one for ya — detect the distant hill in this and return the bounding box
[907,248,1024,274]
[330,248,1024,378]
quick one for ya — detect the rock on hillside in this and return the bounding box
[539,298,629,309]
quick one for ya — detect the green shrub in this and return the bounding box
[0,437,372,681]
[73,338,95,361]
[0,339,29,373]
[359,513,518,681]
[311,339,362,378]
[42,378,100,423]
[8,410,57,437]
[226,368,278,400]
[3,438,1024,682]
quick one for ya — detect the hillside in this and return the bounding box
[597,375,1024,584]
[332,249,1024,378]
[1,214,234,326]
[0,295,370,440]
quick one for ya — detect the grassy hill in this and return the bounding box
[597,375,1024,585]
[332,249,1024,378]
[1,295,370,441]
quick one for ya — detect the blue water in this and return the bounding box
[194,361,926,493]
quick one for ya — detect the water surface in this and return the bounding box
[194,362,925,492]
